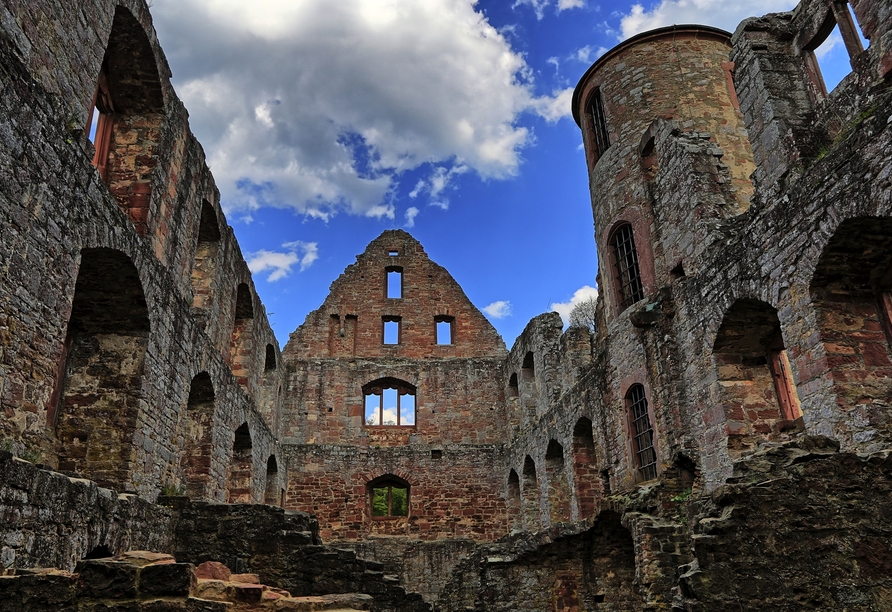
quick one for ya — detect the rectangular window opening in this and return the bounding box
[387,269,402,299]
[388,250,399,256]
[383,318,400,345]
[400,393,416,426]
[365,394,381,427]
[382,388,399,425]
[436,319,453,345]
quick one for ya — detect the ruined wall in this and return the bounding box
[0,0,284,503]
[0,452,174,572]
[284,444,508,542]
[281,230,510,542]
[679,437,892,611]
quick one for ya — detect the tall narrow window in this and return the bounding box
[436,316,454,345]
[383,317,401,345]
[369,476,409,518]
[612,224,644,309]
[589,89,610,159]
[363,378,416,426]
[386,267,402,299]
[627,385,657,482]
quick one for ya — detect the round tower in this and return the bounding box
[573,25,755,319]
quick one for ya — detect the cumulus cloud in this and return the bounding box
[513,0,585,20]
[620,0,798,39]
[152,0,570,220]
[282,240,320,271]
[551,285,598,325]
[248,240,319,281]
[529,88,574,122]
[404,207,420,228]
[483,300,513,319]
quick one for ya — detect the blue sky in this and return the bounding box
[150,0,862,347]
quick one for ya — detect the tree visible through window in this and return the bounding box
[369,476,409,518]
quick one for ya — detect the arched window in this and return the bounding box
[230,284,255,386]
[713,299,803,457]
[611,223,644,310]
[264,455,279,505]
[181,372,215,499]
[626,385,657,482]
[264,344,277,372]
[85,7,165,235]
[190,200,221,312]
[363,378,416,427]
[368,475,409,518]
[587,88,611,162]
[53,248,149,490]
[521,455,540,531]
[545,440,571,524]
[227,423,253,503]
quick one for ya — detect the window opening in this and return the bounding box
[508,373,519,398]
[370,478,409,517]
[364,379,416,426]
[264,344,276,371]
[383,317,400,345]
[388,250,399,256]
[806,3,866,97]
[436,317,453,345]
[589,89,610,159]
[628,385,657,481]
[386,268,402,299]
[612,224,644,309]
[227,423,253,503]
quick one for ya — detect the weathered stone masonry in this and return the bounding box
[2,0,892,610]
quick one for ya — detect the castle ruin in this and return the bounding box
[1,0,892,610]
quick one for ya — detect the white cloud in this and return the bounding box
[619,0,798,39]
[281,240,320,271]
[529,87,574,122]
[152,0,568,220]
[483,300,513,319]
[513,0,584,20]
[250,240,319,281]
[404,207,420,228]
[551,285,598,325]
[247,250,300,282]
[814,31,842,60]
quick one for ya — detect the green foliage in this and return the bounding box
[371,487,388,517]
[20,448,42,464]
[160,482,186,497]
[371,484,408,517]
[0,439,12,453]
[670,488,692,504]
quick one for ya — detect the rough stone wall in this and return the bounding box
[0,452,174,572]
[284,231,505,362]
[679,437,892,611]
[436,513,645,612]
[281,230,510,542]
[284,445,508,542]
[0,0,284,503]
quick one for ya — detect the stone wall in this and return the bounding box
[0,0,284,503]
[0,452,174,572]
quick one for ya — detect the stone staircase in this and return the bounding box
[0,551,376,612]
